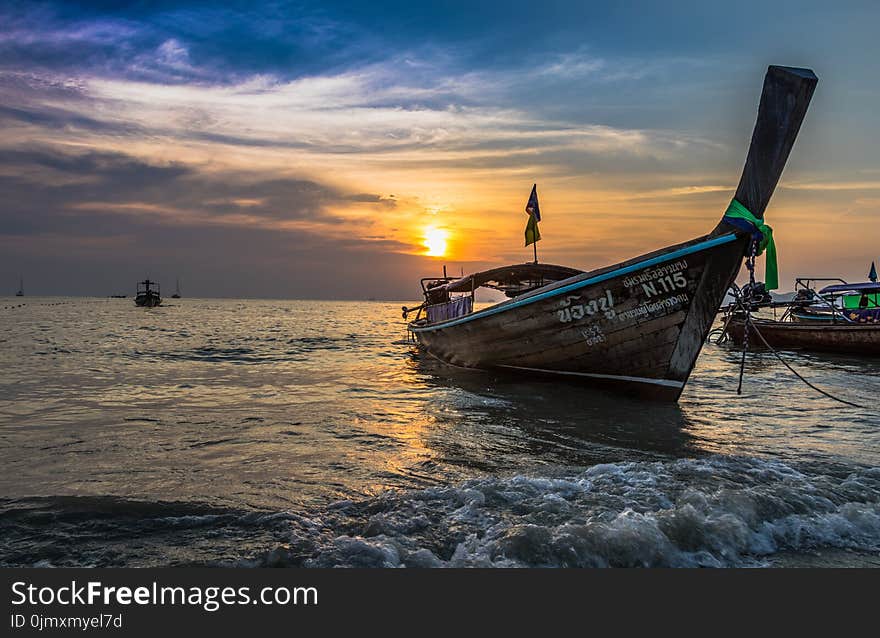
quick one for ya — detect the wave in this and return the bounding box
[4,456,879,567]
[0,496,297,568]
[249,456,880,568]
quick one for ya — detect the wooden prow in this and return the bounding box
[715,65,817,230]
[668,66,817,397]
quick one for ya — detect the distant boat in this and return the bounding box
[15,276,23,297]
[724,277,880,355]
[135,280,162,307]
[171,278,181,299]
[405,65,817,401]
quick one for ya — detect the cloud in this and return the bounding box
[0,147,395,237]
[782,180,880,191]
[1,58,711,166]
[156,38,188,66]
[0,145,430,298]
[0,2,383,85]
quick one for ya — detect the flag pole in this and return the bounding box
[533,237,537,264]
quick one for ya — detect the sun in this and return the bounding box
[423,227,448,257]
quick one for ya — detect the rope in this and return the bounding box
[721,253,869,409]
[736,240,758,395]
[746,319,868,409]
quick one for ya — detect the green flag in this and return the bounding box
[524,212,540,246]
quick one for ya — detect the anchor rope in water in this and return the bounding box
[736,240,759,395]
[719,244,868,410]
[747,315,867,409]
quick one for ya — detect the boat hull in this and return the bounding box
[725,317,880,355]
[410,233,747,400]
[135,293,162,307]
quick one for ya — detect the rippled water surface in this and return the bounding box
[1,297,879,567]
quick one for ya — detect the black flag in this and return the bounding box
[525,184,541,221]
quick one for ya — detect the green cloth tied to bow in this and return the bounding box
[723,199,778,290]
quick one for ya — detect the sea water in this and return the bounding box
[1,297,878,567]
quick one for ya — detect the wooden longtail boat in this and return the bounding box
[407,66,818,401]
[134,279,162,307]
[724,278,880,355]
[724,317,880,356]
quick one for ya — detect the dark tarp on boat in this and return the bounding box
[438,263,584,298]
[818,282,880,295]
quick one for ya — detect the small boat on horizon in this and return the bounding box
[135,279,162,307]
[405,65,818,401]
[15,276,23,297]
[171,278,181,299]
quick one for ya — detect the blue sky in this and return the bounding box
[1,1,879,298]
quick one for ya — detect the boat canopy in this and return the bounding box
[440,263,584,297]
[818,282,880,295]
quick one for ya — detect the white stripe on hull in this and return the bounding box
[497,365,685,388]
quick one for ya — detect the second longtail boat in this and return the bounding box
[723,277,880,355]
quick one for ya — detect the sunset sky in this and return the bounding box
[2,0,878,299]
